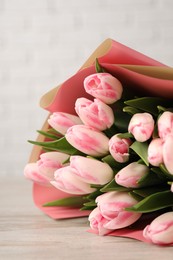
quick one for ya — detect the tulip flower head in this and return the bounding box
[158,111,173,139]
[51,166,96,195]
[89,191,142,234]
[84,73,123,104]
[115,162,149,188]
[37,152,70,179]
[48,112,82,135]
[143,212,173,245]
[128,112,154,142]
[24,163,50,185]
[109,134,131,163]
[75,97,114,131]
[88,207,112,236]
[148,138,163,167]
[65,125,109,156]
[70,156,113,185]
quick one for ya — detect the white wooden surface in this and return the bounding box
[0,177,173,260]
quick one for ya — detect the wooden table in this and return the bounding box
[0,177,173,260]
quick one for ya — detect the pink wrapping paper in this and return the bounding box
[33,183,91,219]
[30,39,173,242]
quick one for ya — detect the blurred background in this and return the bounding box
[1,0,173,177]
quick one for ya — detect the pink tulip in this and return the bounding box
[24,163,50,185]
[88,207,112,236]
[115,162,149,188]
[109,134,131,163]
[148,138,163,167]
[143,212,173,245]
[51,166,96,195]
[84,73,123,104]
[48,112,82,135]
[37,152,70,179]
[75,98,114,131]
[163,134,173,175]
[158,111,173,139]
[70,156,113,185]
[95,191,142,230]
[128,113,155,142]
[65,125,109,157]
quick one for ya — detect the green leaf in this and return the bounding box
[90,184,103,189]
[130,141,149,166]
[159,164,173,181]
[113,111,131,133]
[47,128,63,136]
[124,97,171,116]
[128,191,143,201]
[152,122,159,139]
[102,154,128,171]
[123,106,141,115]
[37,130,61,140]
[151,167,170,181]
[28,137,78,155]
[132,185,169,198]
[83,201,97,207]
[80,205,96,211]
[157,106,167,113]
[86,189,103,201]
[126,190,173,213]
[101,154,115,168]
[102,155,120,170]
[104,125,118,138]
[117,133,133,139]
[95,58,106,73]
[43,196,87,207]
[137,170,164,187]
[101,179,131,192]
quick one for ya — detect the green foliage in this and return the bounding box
[130,141,149,166]
[43,196,88,208]
[100,179,131,192]
[28,137,80,155]
[37,129,61,140]
[95,58,106,73]
[124,97,171,116]
[126,190,173,213]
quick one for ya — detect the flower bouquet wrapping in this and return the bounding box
[24,39,173,246]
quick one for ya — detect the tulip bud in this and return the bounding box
[24,163,50,185]
[48,112,82,135]
[37,152,70,179]
[95,191,142,230]
[158,111,173,139]
[115,162,149,188]
[143,212,173,245]
[88,207,111,236]
[70,156,113,185]
[163,134,173,175]
[128,113,154,142]
[75,98,114,131]
[109,134,131,163]
[148,138,163,167]
[84,73,123,104]
[51,166,96,195]
[65,125,109,157]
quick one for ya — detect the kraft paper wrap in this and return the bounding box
[29,38,173,241]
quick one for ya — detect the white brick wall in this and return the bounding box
[1,0,173,176]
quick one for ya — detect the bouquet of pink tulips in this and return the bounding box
[24,39,173,246]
